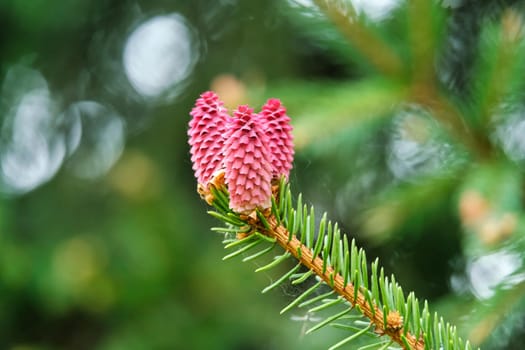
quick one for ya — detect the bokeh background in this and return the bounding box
[1,0,525,349]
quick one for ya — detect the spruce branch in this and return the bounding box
[260,210,423,349]
[205,180,474,350]
[311,0,495,159]
[188,91,476,350]
[311,0,404,78]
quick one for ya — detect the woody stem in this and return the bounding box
[260,215,425,350]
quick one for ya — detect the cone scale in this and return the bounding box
[188,92,294,213]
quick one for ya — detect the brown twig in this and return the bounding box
[256,215,425,350]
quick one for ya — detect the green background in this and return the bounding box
[1,1,525,349]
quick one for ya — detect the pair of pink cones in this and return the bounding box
[188,91,294,213]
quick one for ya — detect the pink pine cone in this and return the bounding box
[223,105,273,213]
[259,98,294,179]
[188,91,230,185]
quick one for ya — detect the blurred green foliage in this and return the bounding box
[1,0,525,349]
